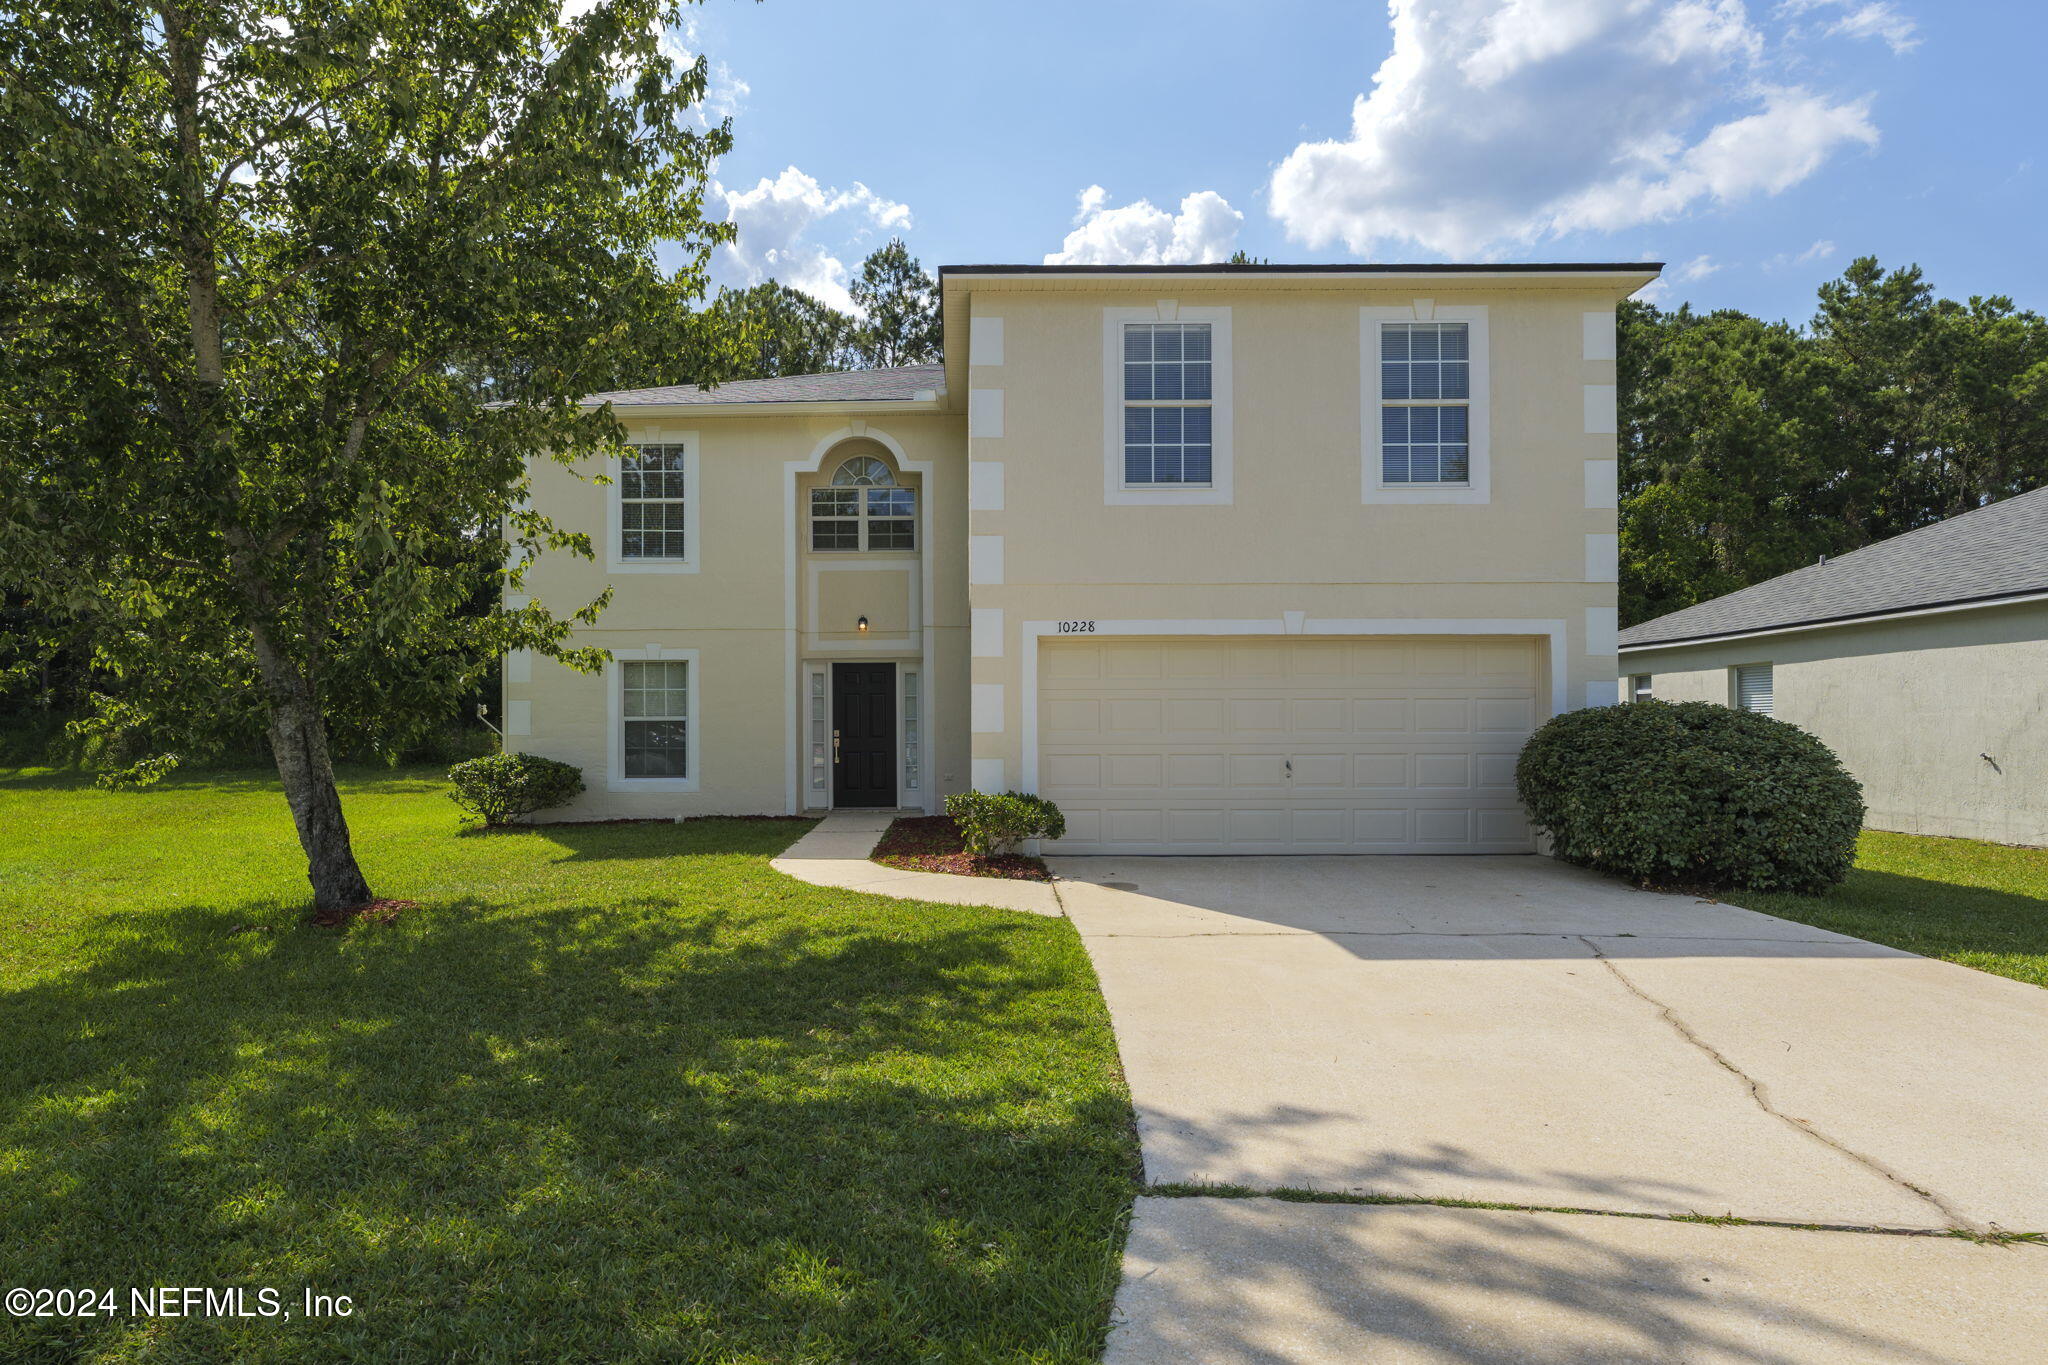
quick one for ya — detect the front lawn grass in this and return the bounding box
[0,767,1137,1363]
[1731,830,2048,988]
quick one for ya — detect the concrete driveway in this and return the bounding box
[1051,855,2048,1363]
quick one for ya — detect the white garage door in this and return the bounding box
[1038,636,1542,854]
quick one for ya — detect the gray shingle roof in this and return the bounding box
[1620,485,2048,649]
[580,364,944,407]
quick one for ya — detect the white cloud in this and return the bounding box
[1673,254,1722,282]
[1783,0,1919,55]
[1763,237,1838,270]
[1269,0,1880,257]
[704,60,750,122]
[1044,186,1243,265]
[715,167,913,313]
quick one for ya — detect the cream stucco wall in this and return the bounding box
[505,411,969,818]
[1620,600,2048,847]
[506,271,1642,821]
[957,280,1629,792]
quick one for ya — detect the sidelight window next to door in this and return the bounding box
[831,662,897,808]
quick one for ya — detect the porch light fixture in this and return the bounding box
[856,615,869,633]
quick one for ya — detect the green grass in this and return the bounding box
[0,767,1137,1363]
[1730,830,2048,989]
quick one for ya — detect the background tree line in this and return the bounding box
[0,229,941,770]
[1619,257,2048,624]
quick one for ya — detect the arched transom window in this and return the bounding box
[811,454,916,551]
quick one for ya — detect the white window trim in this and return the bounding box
[1101,305,1234,506]
[1360,305,1490,505]
[606,431,701,573]
[606,647,701,793]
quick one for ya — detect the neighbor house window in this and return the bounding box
[1122,322,1213,486]
[619,443,688,560]
[621,660,689,777]
[1630,674,1653,702]
[1733,663,1773,715]
[1379,322,1470,485]
[811,455,916,551]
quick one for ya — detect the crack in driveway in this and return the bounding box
[1576,935,1983,1234]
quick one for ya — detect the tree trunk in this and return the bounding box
[259,654,373,911]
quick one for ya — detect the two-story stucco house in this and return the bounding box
[505,261,1658,853]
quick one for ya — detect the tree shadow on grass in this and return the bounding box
[452,818,816,864]
[1739,868,2048,985]
[0,888,1135,1363]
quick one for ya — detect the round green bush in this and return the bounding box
[1515,700,1864,893]
[448,752,585,826]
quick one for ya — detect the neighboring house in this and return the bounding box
[1619,485,2048,848]
[506,261,1657,853]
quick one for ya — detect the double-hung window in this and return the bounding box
[1379,322,1470,485]
[1630,674,1653,702]
[811,455,916,552]
[621,660,689,777]
[1121,322,1213,486]
[620,444,688,560]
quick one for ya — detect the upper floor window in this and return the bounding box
[1378,322,1469,485]
[1122,322,1213,486]
[620,443,688,560]
[811,455,916,552]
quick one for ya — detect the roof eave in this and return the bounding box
[939,262,1663,280]
[1618,587,2048,653]
[581,395,946,418]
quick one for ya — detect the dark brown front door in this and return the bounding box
[832,662,896,808]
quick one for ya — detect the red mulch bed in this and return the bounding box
[871,815,1052,881]
[308,898,417,928]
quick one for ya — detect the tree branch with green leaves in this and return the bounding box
[0,0,737,909]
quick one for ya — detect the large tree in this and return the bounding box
[0,0,734,908]
[849,237,940,367]
[710,280,858,377]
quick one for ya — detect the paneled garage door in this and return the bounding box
[1038,636,1542,854]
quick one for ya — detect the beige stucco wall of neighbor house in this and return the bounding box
[955,278,1633,795]
[505,410,969,819]
[1621,599,2048,847]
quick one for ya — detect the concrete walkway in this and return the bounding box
[1052,854,2048,1362]
[770,809,1063,916]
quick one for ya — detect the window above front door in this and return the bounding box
[810,456,917,552]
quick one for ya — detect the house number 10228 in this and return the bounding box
[1057,620,1096,634]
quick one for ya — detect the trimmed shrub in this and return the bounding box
[1515,699,1863,894]
[944,791,1067,858]
[449,752,585,826]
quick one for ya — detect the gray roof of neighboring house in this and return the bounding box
[580,363,944,407]
[1620,484,2048,649]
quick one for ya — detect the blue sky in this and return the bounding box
[675,0,2044,325]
